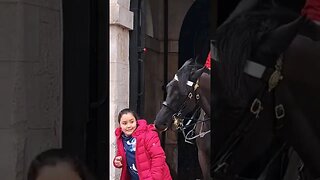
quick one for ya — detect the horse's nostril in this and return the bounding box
[154,122,168,131]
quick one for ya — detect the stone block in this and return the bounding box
[110,3,133,30]
[109,62,129,103]
[109,62,129,83]
[110,26,130,62]
[116,0,130,10]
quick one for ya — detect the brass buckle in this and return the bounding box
[268,56,284,91]
[196,94,200,100]
[173,114,183,129]
[250,98,263,118]
[268,70,283,91]
[275,104,285,119]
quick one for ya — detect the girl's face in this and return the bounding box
[119,113,137,136]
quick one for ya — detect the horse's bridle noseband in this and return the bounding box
[160,73,211,144]
[162,101,179,113]
[162,74,201,120]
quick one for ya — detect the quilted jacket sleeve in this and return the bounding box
[113,148,123,168]
[145,130,167,180]
[113,136,124,169]
[113,157,123,168]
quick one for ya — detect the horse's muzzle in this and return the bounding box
[154,121,169,132]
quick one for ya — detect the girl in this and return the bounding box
[113,108,172,180]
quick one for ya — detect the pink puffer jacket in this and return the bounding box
[113,119,172,180]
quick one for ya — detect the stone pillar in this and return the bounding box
[0,1,62,179]
[109,0,133,179]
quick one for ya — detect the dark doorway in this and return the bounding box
[62,0,108,179]
[179,0,211,67]
[178,0,211,179]
[129,0,146,117]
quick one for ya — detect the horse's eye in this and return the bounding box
[173,91,180,96]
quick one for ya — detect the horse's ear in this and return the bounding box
[218,0,261,29]
[210,40,219,62]
[194,56,200,65]
[299,18,320,41]
[177,58,194,78]
[259,16,305,55]
[180,58,194,70]
[190,66,205,82]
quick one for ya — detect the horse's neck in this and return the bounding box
[201,100,210,117]
[198,72,211,117]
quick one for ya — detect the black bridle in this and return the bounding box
[161,74,202,124]
[212,54,294,179]
[161,74,211,143]
[164,73,199,107]
[162,101,180,113]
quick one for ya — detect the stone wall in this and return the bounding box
[0,0,62,179]
[109,0,133,179]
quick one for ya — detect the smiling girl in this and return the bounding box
[113,108,172,180]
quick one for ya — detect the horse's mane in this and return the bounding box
[216,8,298,97]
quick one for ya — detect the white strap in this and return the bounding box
[174,74,194,87]
[186,81,194,86]
[174,74,179,81]
[211,39,268,79]
[244,60,266,78]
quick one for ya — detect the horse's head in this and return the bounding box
[154,58,205,132]
[212,6,312,178]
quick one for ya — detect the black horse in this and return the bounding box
[211,0,320,180]
[154,58,211,180]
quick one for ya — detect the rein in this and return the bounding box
[174,107,211,144]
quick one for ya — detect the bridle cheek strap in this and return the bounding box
[174,74,200,91]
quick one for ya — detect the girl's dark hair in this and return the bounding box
[27,148,95,180]
[117,108,139,123]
